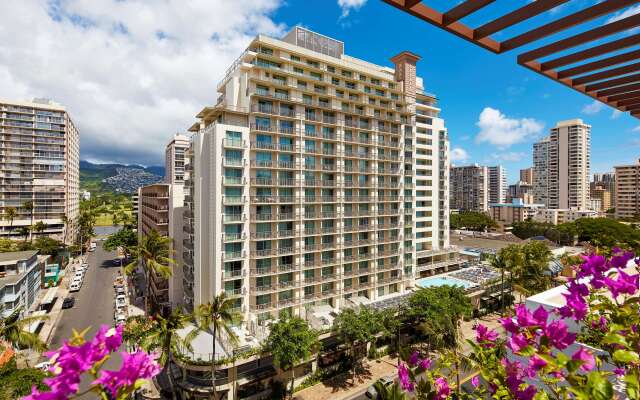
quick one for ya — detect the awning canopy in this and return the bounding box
[40,287,58,306]
[26,310,47,333]
[382,0,640,119]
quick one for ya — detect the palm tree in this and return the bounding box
[373,381,406,400]
[32,221,46,242]
[193,294,240,400]
[17,227,29,243]
[4,207,17,235]
[124,230,173,314]
[21,201,34,242]
[0,306,47,351]
[137,310,196,400]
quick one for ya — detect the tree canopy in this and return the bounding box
[103,227,138,252]
[450,211,497,232]
[492,241,553,298]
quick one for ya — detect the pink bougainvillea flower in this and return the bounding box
[471,375,480,388]
[604,269,639,298]
[544,320,576,350]
[434,377,450,400]
[571,347,595,372]
[528,355,547,373]
[514,304,539,328]
[397,363,414,392]
[476,324,499,347]
[93,350,161,397]
[507,333,529,353]
[408,351,419,366]
[500,316,520,334]
[418,357,432,370]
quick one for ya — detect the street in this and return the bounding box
[49,241,124,399]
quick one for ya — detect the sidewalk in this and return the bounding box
[294,355,399,400]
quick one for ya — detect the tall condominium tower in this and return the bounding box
[0,99,80,244]
[164,133,190,185]
[533,119,590,209]
[532,137,550,205]
[449,165,489,212]
[488,165,507,205]
[614,159,640,220]
[519,167,534,185]
[182,27,458,323]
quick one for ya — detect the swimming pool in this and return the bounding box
[415,276,476,290]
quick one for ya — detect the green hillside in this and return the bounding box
[80,160,164,195]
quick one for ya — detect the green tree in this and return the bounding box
[32,237,64,257]
[333,307,382,380]
[0,239,16,253]
[103,227,138,253]
[21,201,34,243]
[266,317,319,399]
[3,207,17,234]
[0,358,48,398]
[450,211,497,232]
[493,241,553,301]
[0,307,47,351]
[373,381,406,400]
[193,294,240,400]
[136,310,195,400]
[16,227,29,243]
[124,230,172,314]
[32,221,46,242]
[405,286,472,351]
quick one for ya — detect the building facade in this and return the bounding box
[532,137,550,205]
[0,250,44,318]
[533,208,597,225]
[0,99,80,244]
[592,172,616,208]
[183,27,458,326]
[450,165,488,212]
[589,185,611,212]
[488,165,507,205]
[165,133,190,185]
[507,181,534,204]
[614,159,640,220]
[489,199,543,226]
[519,167,534,185]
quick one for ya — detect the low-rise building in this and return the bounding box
[0,250,45,318]
[533,208,597,225]
[489,199,544,225]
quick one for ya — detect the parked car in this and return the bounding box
[115,286,126,295]
[366,376,395,399]
[89,242,97,252]
[62,297,75,309]
[115,295,126,309]
[115,312,127,325]
[69,282,81,292]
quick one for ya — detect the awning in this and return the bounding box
[40,287,59,306]
[27,310,46,333]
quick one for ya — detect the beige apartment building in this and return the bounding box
[450,165,488,212]
[533,208,597,225]
[589,185,611,212]
[0,99,79,244]
[489,199,543,225]
[614,159,640,220]
[519,167,534,185]
[182,27,459,325]
[488,165,507,205]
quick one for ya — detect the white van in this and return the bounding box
[89,242,97,252]
[69,281,81,292]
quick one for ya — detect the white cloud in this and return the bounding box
[491,152,526,162]
[0,0,286,165]
[337,0,367,17]
[611,109,623,120]
[581,100,605,115]
[475,107,544,148]
[632,126,640,132]
[450,147,469,162]
[607,5,640,24]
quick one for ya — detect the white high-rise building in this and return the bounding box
[533,119,590,209]
[0,99,80,244]
[449,165,489,212]
[182,27,459,324]
[165,133,190,185]
[488,165,507,205]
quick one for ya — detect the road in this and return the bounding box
[49,241,124,399]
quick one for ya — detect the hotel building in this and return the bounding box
[0,99,80,244]
[449,165,489,212]
[182,27,458,325]
[488,165,507,205]
[614,159,640,220]
[165,133,190,185]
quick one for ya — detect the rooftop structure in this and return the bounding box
[0,250,44,318]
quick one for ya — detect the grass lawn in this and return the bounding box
[94,210,133,227]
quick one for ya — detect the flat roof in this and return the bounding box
[0,250,38,265]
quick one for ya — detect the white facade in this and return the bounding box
[183,27,455,325]
[165,133,190,185]
[488,165,507,205]
[533,208,597,225]
[0,251,43,318]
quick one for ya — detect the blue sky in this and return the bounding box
[271,1,640,183]
[1,0,638,179]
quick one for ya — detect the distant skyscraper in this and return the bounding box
[165,133,190,185]
[0,98,80,244]
[614,159,640,219]
[519,167,534,185]
[592,172,616,208]
[450,165,489,211]
[488,166,507,205]
[533,137,550,206]
[533,119,590,209]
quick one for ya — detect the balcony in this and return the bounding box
[223,251,244,260]
[223,233,244,242]
[223,176,244,185]
[223,213,243,222]
[223,138,244,149]
[223,196,244,205]
[222,269,243,279]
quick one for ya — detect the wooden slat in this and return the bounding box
[585,73,640,92]
[622,103,640,111]
[443,0,495,25]
[615,96,640,107]
[557,49,640,79]
[501,0,639,52]
[541,34,640,71]
[606,90,640,102]
[519,13,640,63]
[597,82,640,97]
[405,0,422,7]
[573,62,640,85]
[474,0,569,40]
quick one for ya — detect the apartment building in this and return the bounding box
[532,137,550,205]
[519,167,534,185]
[449,165,488,212]
[0,99,80,244]
[533,208,597,225]
[614,159,640,220]
[592,172,616,208]
[507,181,533,204]
[183,27,456,325]
[0,250,45,318]
[165,133,190,185]
[589,185,611,212]
[488,165,507,205]
[489,199,543,225]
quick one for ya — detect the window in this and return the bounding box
[290,54,300,61]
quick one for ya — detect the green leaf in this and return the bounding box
[613,350,639,364]
[624,372,639,400]
[602,333,628,347]
[586,372,614,400]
